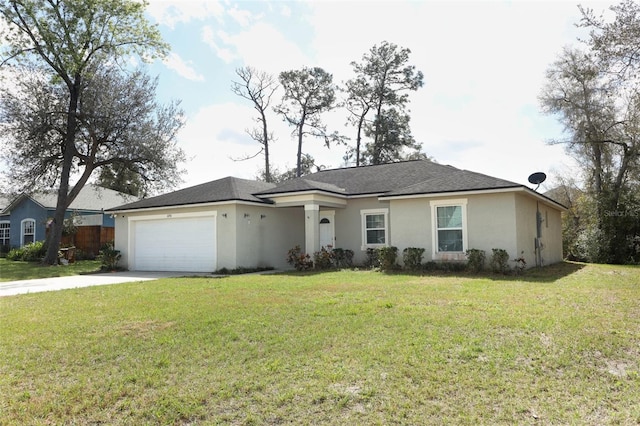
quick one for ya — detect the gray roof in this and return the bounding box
[2,185,138,214]
[256,160,521,197]
[110,177,276,211]
[109,160,559,212]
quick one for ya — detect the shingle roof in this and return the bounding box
[256,159,521,197]
[110,177,276,211]
[2,185,138,214]
[108,160,541,211]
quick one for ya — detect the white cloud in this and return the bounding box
[202,26,236,64]
[202,21,308,73]
[162,52,205,81]
[146,0,224,28]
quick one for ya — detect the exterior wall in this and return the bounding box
[235,205,304,270]
[114,204,235,271]
[514,194,563,267]
[332,197,391,265]
[8,199,47,248]
[114,203,304,271]
[390,192,519,266]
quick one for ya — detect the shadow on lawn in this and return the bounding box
[274,261,587,284]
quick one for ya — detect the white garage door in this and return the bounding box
[133,215,216,272]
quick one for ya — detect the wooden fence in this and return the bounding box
[60,226,114,256]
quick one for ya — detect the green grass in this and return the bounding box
[0,258,101,282]
[1,262,639,424]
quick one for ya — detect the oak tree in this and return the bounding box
[0,0,174,264]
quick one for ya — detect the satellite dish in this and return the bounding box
[528,172,547,191]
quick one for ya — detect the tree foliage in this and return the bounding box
[231,66,278,182]
[275,66,342,178]
[540,2,640,264]
[345,41,424,165]
[0,0,172,264]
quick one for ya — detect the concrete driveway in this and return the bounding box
[0,271,188,297]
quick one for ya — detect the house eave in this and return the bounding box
[107,199,273,214]
[256,189,348,199]
[379,186,568,211]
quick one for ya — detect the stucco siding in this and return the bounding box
[514,194,563,266]
[465,193,518,260]
[332,197,390,265]
[234,205,303,270]
[390,193,519,266]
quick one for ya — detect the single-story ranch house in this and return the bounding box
[108,160,565,273]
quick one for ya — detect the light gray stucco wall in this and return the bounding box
[234,204,304,270]
[390,192,520,266]
[515,194,563,267]
[332,197,391,265]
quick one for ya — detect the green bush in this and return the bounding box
[365,248,379,268]
[286,245,313,271]
[489,248,510,274]
[378,246,399,271]
[465,248,486,273]
[402,247,425,270]
[332,248,354,269]
[99,242,121,270]
[6,241,46,262]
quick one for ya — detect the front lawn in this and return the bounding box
[1,262,639,424]
[0,258,101,282]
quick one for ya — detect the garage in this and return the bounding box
[131,215,216,272]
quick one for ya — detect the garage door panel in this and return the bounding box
[133,216,216,272]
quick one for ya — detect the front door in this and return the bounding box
[319,211,335,249]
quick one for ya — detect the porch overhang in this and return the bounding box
[258,190,346,255]
[259,190,348,209]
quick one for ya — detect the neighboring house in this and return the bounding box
[108,160,566,273]
[1,185,138,254]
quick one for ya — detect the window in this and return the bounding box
[430,199,468,257]
[361,208,389,249]
[21,219,35,246]
[0,221,9,247]
[436,206,463,252]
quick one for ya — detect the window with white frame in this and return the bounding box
[361,208,388,249]
[0,221,9,247]
[21,219,35,246]
[430,200,468,255]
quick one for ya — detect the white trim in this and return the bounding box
[360,208,389,250]
[382,186,567,211]
[257,190,348,199]
[430,199,468,260]
[20,218,36,246]
[0,220,10,246]
[109,200,270,214]
[304,204,320,211]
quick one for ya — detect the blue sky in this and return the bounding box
[1,1,620,192]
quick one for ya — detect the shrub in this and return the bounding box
[6,241,46,262]
[489,248,510,274]
[465,248,486,273]
[99,242,121,270]
[364,248,380,268]
[332,248,354,269]
[286,245,313,271]
[378,246,399,271]
[313,246,334,270]
[402,247,425,271]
